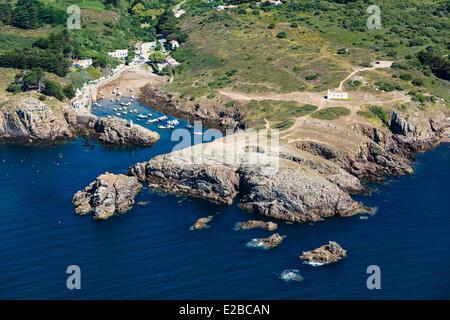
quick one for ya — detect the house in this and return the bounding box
[165,56,180,67]
[174,9,186,18]
[327,90,349,100]
[170,40,180,50]
[107,50,128,60]
[217,5,236,11]
[261,0,283,5]
[72,59,93,68]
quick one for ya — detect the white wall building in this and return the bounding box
[170,40,180,50]
[327,90,349,100]
[107,50,128,59]
[73,59,93,68]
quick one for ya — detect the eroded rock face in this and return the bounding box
[300,241,347,265]
[0,98,74,143]
[191,216,213,230]
[235,220,278,232]
[73,173,142,220]
[239,166,370,223]
[247,233,285,249]
[92,117,159,146]
[0,97,160,147]
[126,134,371,223]
[129,155,240,205]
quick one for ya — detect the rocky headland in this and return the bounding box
[0,97,159,146]
[73,101,449,225]
[300,241,347,265]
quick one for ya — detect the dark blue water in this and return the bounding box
[0,99,449,299]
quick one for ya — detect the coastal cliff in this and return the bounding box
[0,97,159,146]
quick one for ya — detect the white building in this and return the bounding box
[165,56,180,67]
[170,40,180,50]
[107,50,128,60]
[174,9,186,18]
[73,59,92,68]
[261,0,283,5]
[327,90,349,100]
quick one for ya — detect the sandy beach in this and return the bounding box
[96,65,165,101]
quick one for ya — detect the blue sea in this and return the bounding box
[0,99,449,299]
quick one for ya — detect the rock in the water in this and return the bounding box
[92,117,159,146]
[246,233,285,249]
[235,220,278,232]
[300,241,347,265]
[137,201,149,206]
[73,173,142,220]
[190,216,213,230]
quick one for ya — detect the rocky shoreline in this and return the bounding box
[0,97,159,146]
[140,84,244,132]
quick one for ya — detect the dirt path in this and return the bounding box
[338,60,394,91]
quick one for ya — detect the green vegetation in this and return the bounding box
[311,107,351,120]
[274,119,295,131]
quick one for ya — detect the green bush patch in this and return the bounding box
[311,107,351,120]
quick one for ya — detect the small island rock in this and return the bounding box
[300,241,347,265]
[235,220,278,232]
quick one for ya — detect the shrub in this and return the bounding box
[276,31,287,39]
[6,83,21,93]
[42,79,64,101]
[412,78,424,86]
[311,107,350,120]
[305,73,319,80]
[399,73,412,81]
[369,105,388,125]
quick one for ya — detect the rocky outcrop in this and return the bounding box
[128,155,240,205]
[90,117,159,146]
[190,216,213,230]
[300,241,347,265]
[73,173,142,220]
[0,97,160,146]
[247,233,285,249]
[126,136,371,223]
[235,220,278,232]
[0,98,74,144]
[140,84,244,131]
[238,166,370,223]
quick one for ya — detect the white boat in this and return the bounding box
[113,108,117,111]
[122,111,127,115]
[115,113,121,116]
[157,125,166,129]
[186,123,193,129]
[193,132,204,136]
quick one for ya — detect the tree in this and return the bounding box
[42,79,64,101]
[12,0,37,29]
[0,2,13,25]
[149,51,166,63]
[63,84,76,99]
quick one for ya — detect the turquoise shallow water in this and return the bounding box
[0,99,449,299]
